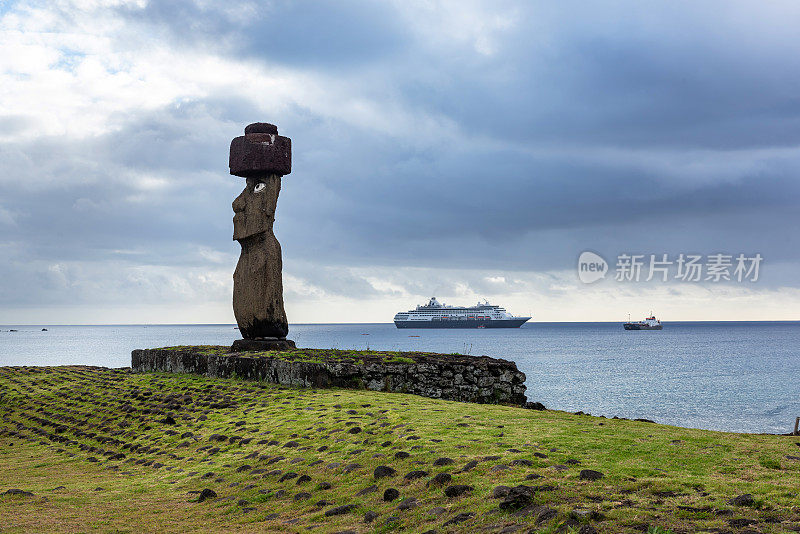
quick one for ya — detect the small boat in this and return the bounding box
[623,314,663,330]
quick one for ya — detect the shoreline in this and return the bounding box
[3,325,798,436]
[1,361,796,437]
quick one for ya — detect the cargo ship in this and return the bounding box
[394,297,531,329]
[623,314,663,330]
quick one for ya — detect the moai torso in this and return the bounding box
[229,123,292,343]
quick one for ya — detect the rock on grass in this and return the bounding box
[427,473,451,487]
[325,504,357,516]
[3,489,34,497]
[498,485,535,511]
[404,470,429,481]
[444,484,473,498]
[492,485,512,498]
[459,460,479,472]
[397,497,417,510]
[443,512,475,526]
[579,469,604,481]
[279,472,298,482]
[728,494,755,506]
[374,465,396,479]
[515,505,557,523]
[356,485,377,496]
[197,488,217,502]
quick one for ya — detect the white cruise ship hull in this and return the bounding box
[394,318,530,329]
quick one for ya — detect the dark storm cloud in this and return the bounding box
[109,0,800,154]
[277,126,800,271]
[117,0,800,150]
[2,0,800,314]
[419,2,800,151]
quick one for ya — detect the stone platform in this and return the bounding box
[230,338,296,352]
[131,346,528,405]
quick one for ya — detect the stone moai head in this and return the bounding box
[230,123,292,241]
[229,122,295,350]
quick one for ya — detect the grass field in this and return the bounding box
[149,345,493,364]
[1,366,799,533]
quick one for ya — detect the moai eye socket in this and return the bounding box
[254,182,266,193]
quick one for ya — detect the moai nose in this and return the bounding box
[232,190,247,213]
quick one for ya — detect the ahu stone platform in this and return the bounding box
[131,346,529,405]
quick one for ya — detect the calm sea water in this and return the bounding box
[1,322,798,434]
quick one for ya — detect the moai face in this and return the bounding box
[232,175,281,242]
[229,122,291,242]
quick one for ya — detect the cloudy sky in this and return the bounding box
[1,0,799,324]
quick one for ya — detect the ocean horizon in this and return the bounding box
[4,320,799,325]
[2,321,798,435]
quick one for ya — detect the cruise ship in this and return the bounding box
[394,297,531,329]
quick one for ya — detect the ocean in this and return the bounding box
[1,321,798,434]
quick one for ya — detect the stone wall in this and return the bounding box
[131,347,528,405]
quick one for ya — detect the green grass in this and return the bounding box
[759,457,782,470]
[0,366,799,533]
[384,357,415,364]
[166,345,470,366]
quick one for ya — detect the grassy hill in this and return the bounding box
[1,365,798,533]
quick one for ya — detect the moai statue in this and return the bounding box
[229,123,295,352]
